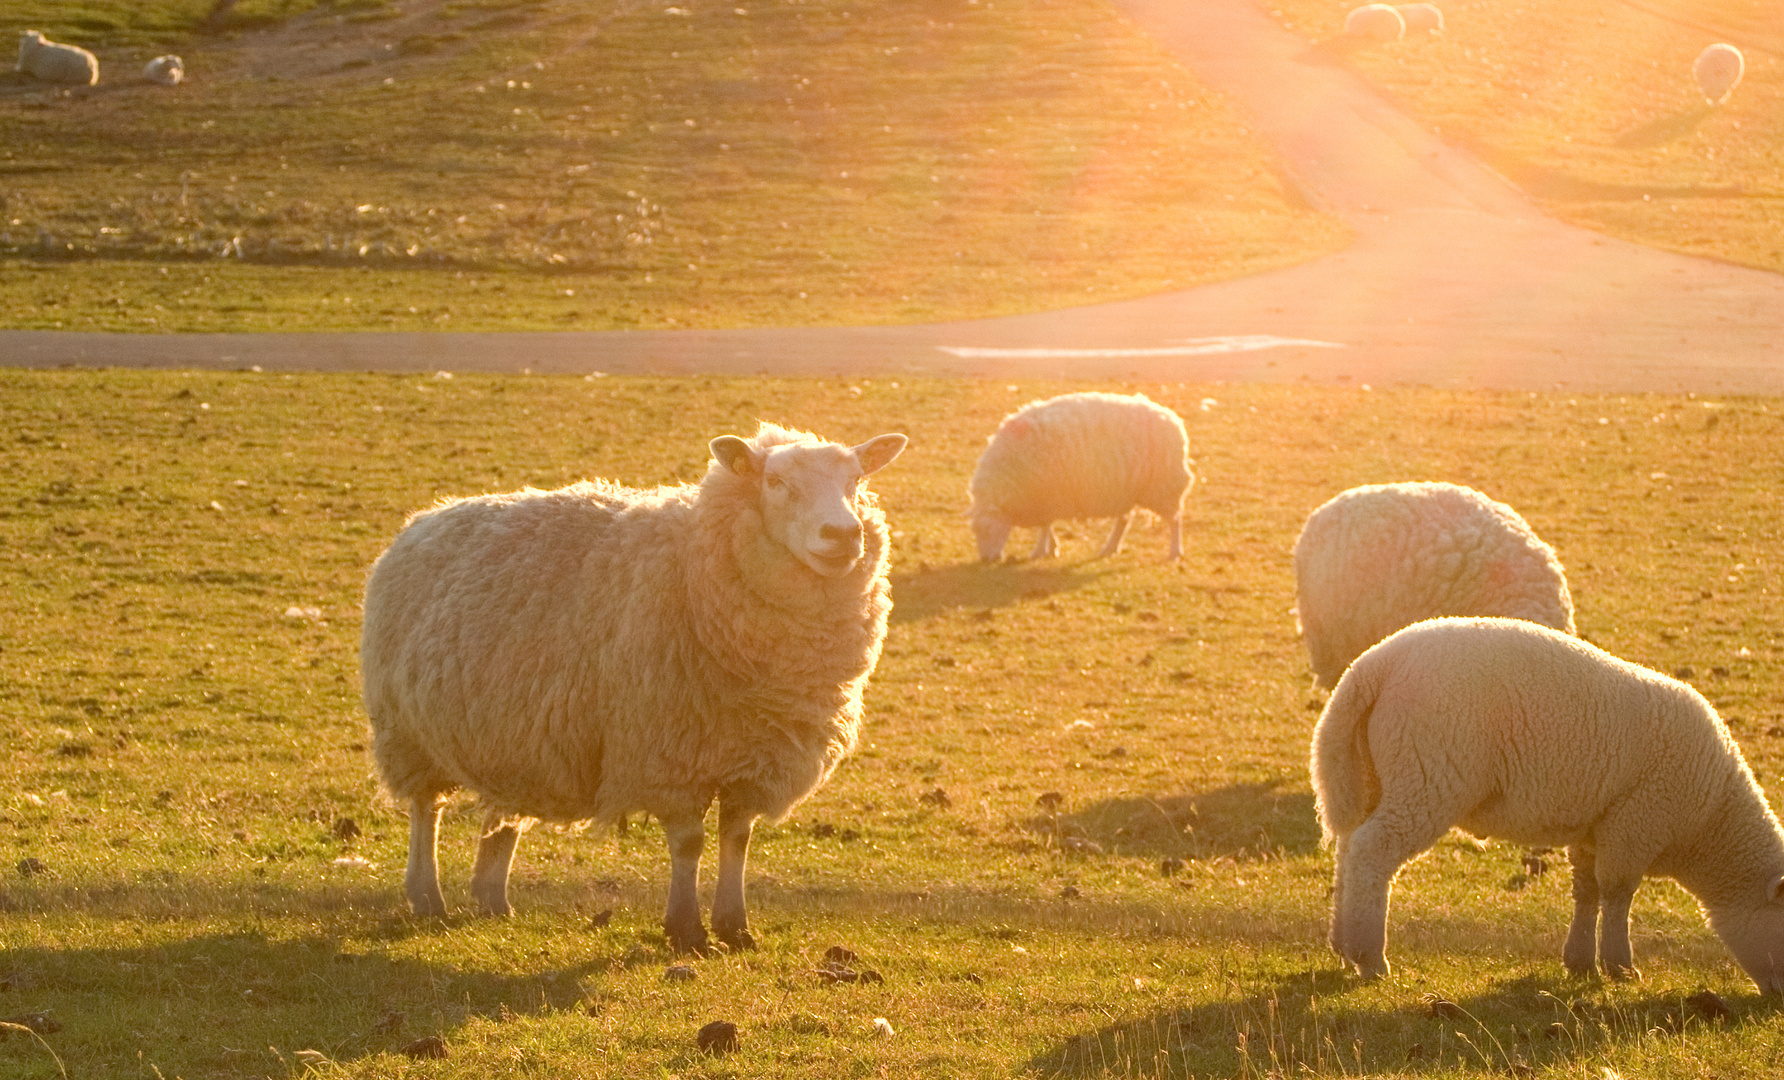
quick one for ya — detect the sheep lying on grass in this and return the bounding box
[1314,617,1784,991]
[1694,43,1744,105]
[1343,4,1405,41]
[143,55,183,86]
[362,423,907,953]
[1395,3,1443,33]
[968,392,1193,562]
[1292,481,1573,690]
[17,30,99,86]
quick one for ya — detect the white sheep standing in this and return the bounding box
[1314,617,1784,991]
[1292,481,1573,690]
[1395,3,1443,33]
[143,55,184,86]
[17,30,99,86]
[967,391,1194,562]
[1694,43,1744,105]
[1344,4,1405,41]
[361,422,907,953]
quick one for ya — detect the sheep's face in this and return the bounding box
[1710,874,1784,993]
[713,433,906,578]
[971,511,1012,563]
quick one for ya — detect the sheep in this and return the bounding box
[1314,617,1784,991]
[17,30,99,86]
[143,55,184,86]
[1395,2,1443,33]
[967,391,1193,563]
[1343,4,1405,41]
[1292,481,1573,690]
[361,422,908,954]
[1694,43,1744,105]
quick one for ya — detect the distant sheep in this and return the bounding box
[362,423,907,953]
[1292,481,1573,689]
[1344,4,1405,41]
[968,392,1193,562]
[17,30,99,86]
[1694,43,1744,105]
[1395,3,1443,33]
[1315,617,1784,991]
[143,55,184,86]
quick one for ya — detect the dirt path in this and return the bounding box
[5,0,1781,393]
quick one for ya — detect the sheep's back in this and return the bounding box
[970,395,1189,525]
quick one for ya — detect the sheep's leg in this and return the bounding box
[1328,832,1352,959]
[469,807,523,916]
[1595,872,1644,980]
[1332,806,1451,979]
[1094,512,1133,559]
[711,801,760,951]
[661,814,710,955]
[1164,508,1183,560]
[404,796,448,917]
[1563,845,1600,977]
[1028,524,1057,560]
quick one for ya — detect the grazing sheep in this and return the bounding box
[17,30,99,86]
[1314,617,1784,991]
[1343,4,1405,41]
[967,392,1193,562]
[1292,481,1573,690]
[1395,2,1443,33]
[1694,43,1744,105]
[143,55,184,86]
[362,423,907,953]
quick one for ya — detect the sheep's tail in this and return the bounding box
[1310,656,1383,847]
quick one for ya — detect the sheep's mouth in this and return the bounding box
[806,548,862,576]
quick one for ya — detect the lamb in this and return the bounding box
[1395,3,1443,33]
[143,55,184,86]
[1694,43,1744,105]
[1343,4,1405,41]
[361,422,907,954]
[17,30,99,86]
[967,392,1193,562]
[1314,617,1784,991]
[1292,481,1573,690]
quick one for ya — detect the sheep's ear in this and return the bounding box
[853,433,907,476]
[710,435,761,478]
[1769,873,1784,904]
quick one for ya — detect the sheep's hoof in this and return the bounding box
[1604,963,1641,982]
[667,926,713,957]
[717,927,758,952]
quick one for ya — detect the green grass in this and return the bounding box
[4,371,1784,1077]
[0,0,1347,332]
[1268,0,1784,273]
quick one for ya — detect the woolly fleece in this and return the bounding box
[1292,481,1573,689]
[17,31,99,86]
[1313,617,1784,991]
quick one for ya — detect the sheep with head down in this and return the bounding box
[361,422,907,954]
[1694,43,1744,105]
[1315,617,1784,992]
[967,392,1193,562]
[17,30,99,86]
[1344,4,1405,41]
[143,55,184,86]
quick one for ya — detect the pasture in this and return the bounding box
[1272,0,1784,273]
[0,0,1345,332]
[4,370,1784,1077]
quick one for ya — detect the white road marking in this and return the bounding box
[937,334,1345,359]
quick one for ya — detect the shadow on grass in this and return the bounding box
[1454,133,1744,202]
[888,559,1109,625]
[1026,967,1780,1077]
[1613,105,1718,149]
[1025,779,1321,861]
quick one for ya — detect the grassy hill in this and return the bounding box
[0,0,1347,332]
[1270,0,1783,274]
[4,371,1784,1077]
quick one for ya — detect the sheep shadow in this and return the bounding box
[1024,780,1321,861]
[1451,134,1742,202]
[0,926,634,1075]
[1025,968,1780,1077]
[1612,105,1716,149]
[888,559,1109,625]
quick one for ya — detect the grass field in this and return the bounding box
[0,0,1347,333]
[1269,0,1784,273]
[4,371,1784,1077]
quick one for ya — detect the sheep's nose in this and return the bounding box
[820,521,862,544]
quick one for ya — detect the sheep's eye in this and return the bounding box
[765,475,784,489]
